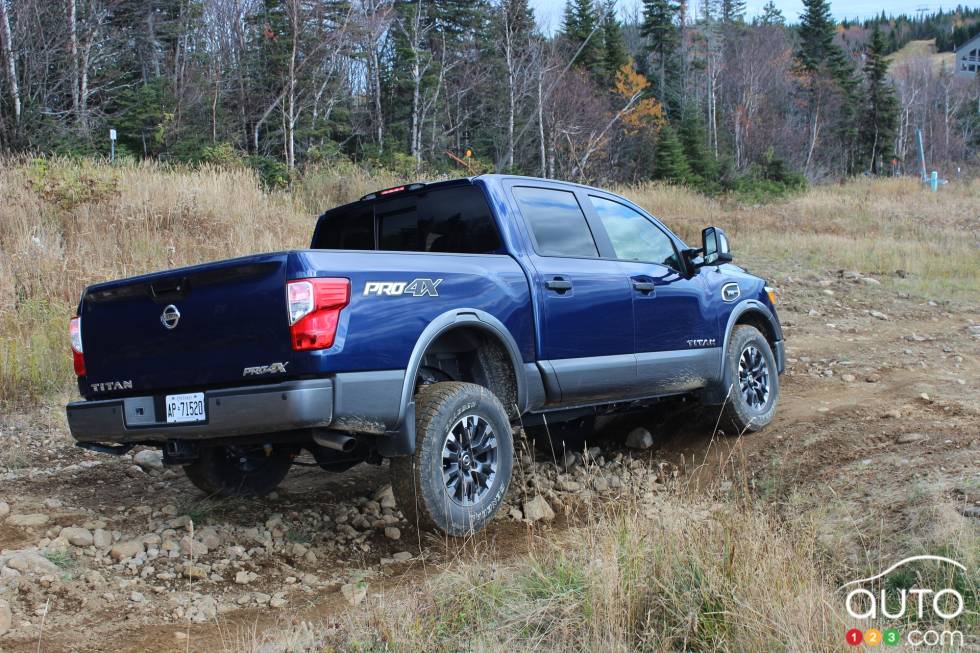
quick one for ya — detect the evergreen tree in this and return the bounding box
[796,0,861,173]
[861,25,899,174]
[758,1,784,26]
[678,112,718,185]
[652,124,692,183]
[562,0,601,72]
[599,1,629,86]
[797,0,837,71]
[720,0,746,24]
[641,0,681,114]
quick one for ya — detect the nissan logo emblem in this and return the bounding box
[160,304,181,330]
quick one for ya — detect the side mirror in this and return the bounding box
[701,226,732,267]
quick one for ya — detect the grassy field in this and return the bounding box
[2,158,976,409]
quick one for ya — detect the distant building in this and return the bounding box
[955,32,980,78]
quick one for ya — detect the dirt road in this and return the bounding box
[1,267,977,652]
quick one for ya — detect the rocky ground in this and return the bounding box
[0,266,977,652]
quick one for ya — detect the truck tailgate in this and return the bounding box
[79,253,292,399]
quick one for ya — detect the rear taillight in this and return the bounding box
[69,316,85,376]
[287,278,350,351]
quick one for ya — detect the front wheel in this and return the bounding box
[391,382,514,536]
[183,444,294,497]
[718,325,780,434]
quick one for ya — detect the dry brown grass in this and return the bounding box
[1,158,977,408]
[308,489,850,652]
[625,176,980,297]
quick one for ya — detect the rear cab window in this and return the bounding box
[511,186,599,258]
[312,185,503,254]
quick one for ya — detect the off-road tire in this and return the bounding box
[183,444,294,497]
[391,382,514,537]
[718,325,779,434]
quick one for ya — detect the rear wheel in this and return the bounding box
[718,325,779,434]
[183,444,294,497]
[391,382,513,536]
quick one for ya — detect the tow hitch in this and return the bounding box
[162,440,198,465]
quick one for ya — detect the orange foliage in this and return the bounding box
[614,63,666,135]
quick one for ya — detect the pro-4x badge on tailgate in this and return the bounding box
[243,362,288,376]
[363,278,442,297]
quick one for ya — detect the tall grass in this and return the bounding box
[625,176,980,296]
[318,490,850,652]
[1,158,977,408]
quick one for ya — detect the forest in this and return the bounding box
[0,0,977,192]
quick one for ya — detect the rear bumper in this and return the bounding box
[67,379,335,444]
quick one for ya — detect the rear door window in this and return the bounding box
[512,186,599,258]
[312,185,502,254]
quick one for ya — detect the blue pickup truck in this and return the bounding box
[66,175,783,535]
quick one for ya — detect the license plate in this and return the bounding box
[165,392,206,424]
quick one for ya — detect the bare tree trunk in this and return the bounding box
[411,60,421,161]
[285,0,298,169]
[147,6,160,78]
[80,29,92,132]
[68,0,80,121]
[254,89,288,152]
[538,70,546,177]
[211,66,219,143]
[804,104,820,176]
[399,1,428,165]
[369,47,384,152]
[502,1,515,170]
[0,0,20,125]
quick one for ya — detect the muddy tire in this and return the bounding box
[719,325,779,434]
[390,382,513,537]
[183,444,294,497]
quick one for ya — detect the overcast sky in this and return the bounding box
[529,0,969,32]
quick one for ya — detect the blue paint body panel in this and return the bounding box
[71,174,783,440]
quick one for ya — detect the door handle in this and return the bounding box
[545,278,573,293]
[632,281,655,294]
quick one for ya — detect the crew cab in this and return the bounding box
[66,175,784,535]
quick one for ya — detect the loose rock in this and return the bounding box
[341,582,367,606]
[60,527,94,547]
[0,599,11,637]
[93,529,112,549]
[235,570,257,585]
[523,495,555,523]
[5,552,58,574]
[7,513,49,528]
[179,536,208,558]
[110,540,146,561]
[897,433,928,444]
[374,485,397,510]
[625,427,654,450]
[133,449,164,471]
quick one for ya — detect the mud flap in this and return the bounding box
[376,401,416,457]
